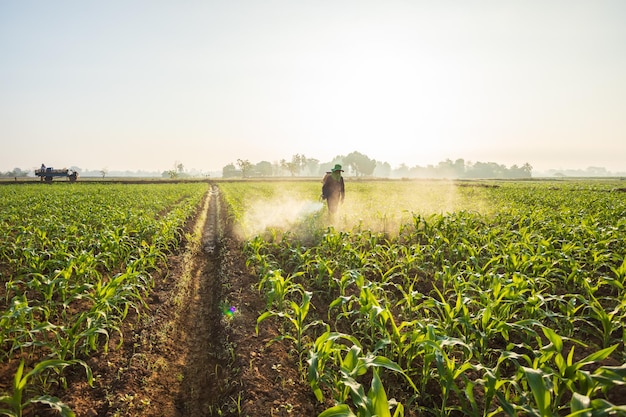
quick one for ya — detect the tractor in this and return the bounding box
[35,167,79,182]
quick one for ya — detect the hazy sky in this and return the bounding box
[2,1,625,174]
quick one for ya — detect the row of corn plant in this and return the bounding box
[0,182,207,416]
[229,179,626,416]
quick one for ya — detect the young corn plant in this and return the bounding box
[308,331,415,416]
[585,296,624,349]
[0,358,92,417]
[498,326,624,416]
[318,368,405,417]
[256,285,328,370]
[257,269,302,310]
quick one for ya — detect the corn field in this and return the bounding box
[2,179,625,417]
[222,179,626,417]
[0,182,207,417]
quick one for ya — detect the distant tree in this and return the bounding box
[508,165,519,178]
[237,159,253,178]
[1,168,21,177]
[373,161,391,177]
[393,163,410,178]
[436,159,456,178]
[345,151,376,176]
[9,167,28,177]
[522,163,533,177]
[271,161,283,176]
[163,161,186,178]
[466,162,507,178]
[284,153,308,177]
[586,166,608,176]
[405,165,418,178]
[222,163,238,178]
[255,161,273,177]
[100,168,108,178]
[281,155,303,176]
[294,154,306,173]
[431,159,466,178]
[453,159,466,177]
[304,158,320,176]
[506,163,532,178]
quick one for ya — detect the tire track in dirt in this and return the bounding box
[175,184,228,415]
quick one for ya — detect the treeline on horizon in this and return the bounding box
[224,151,534,179]
[1,150,621,179]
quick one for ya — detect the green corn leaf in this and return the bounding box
[588,399,626,416]
[523,367,553,417]
[591,363,626,387]
[307,352,324,403]
[342,375,368,411]
[569,392,591,417]
[255,311,277,335]
[542,327,563,352]
[363,355,403,373]
[14,360,26,391]
[392,402,404,417]
[577,344,618,366]
[368,368,391,417]
[318,404,356,417]
[341,346,362,376]
[0,396,18,417]
[29,395,76,417]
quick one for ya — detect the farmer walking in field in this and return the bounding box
[322,164,345,217]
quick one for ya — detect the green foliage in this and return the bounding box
[0,182,207,415]
[237,179,626,416]
[0,358,92,417]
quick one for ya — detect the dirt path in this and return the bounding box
[175,184,227,414]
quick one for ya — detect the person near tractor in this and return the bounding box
[321,164,345,216]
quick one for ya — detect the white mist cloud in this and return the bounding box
[243,197,324,236]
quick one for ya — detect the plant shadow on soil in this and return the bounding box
[28,186,326,417]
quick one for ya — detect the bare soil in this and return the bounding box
[26,185,324,417]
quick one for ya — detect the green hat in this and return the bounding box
[332,164,343,172]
